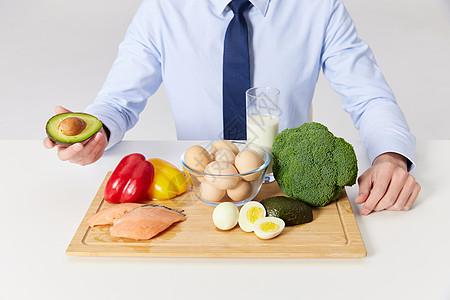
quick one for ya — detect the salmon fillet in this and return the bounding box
[88,203,144,227]
[110,204,186,240]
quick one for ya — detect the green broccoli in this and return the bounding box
[272,122,358,207]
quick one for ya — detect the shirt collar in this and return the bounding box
[212,0,270,17]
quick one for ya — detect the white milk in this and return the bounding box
[247,114,280,154]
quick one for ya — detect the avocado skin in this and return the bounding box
[260,196,313,226]
[46,112,102,146]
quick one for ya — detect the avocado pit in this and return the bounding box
[58,117,87,136]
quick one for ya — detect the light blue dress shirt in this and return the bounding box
[85,0,416,168]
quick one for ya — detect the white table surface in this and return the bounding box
[0,139,449,300]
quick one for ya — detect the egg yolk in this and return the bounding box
[259,221,280,233]
[247,207,265,224]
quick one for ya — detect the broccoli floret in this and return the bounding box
[272,122,358,207]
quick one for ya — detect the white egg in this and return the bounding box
[238,201,266,232]
[212,202,239,230]
[253,217,285,240]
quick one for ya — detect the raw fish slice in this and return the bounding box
[110,204,186,240]
[88,203,144,227]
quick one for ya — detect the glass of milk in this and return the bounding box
[246,87,281,183]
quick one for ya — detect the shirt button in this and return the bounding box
[225,6,230,11]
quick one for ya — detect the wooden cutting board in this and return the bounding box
[67,172,366,258]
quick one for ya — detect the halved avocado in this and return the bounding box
[46,113,102,146]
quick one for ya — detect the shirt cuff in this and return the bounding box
[366,136,416,172]
[84,106,126,151]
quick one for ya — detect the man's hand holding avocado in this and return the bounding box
[43,106,109,166]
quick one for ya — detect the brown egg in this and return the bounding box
[210,140,239,156]
[214,149,236,165]
[204,161,239,190]
[235,149,263,181]
[200,181,226,203]
[185,145,213,172]
[227,180,252,202]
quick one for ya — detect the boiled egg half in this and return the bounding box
[238,201,266,232]
[253,217,285,240]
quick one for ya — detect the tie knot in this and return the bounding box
[228,0,251,15]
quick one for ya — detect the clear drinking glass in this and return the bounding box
[246,87,281,183]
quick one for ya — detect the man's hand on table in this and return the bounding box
[43,106,108,166]
[355,152,421,215]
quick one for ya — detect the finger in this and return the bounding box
[402,182,421,211]
[355,173,372,204]
[385,174,416,211]
[57,143,84,162]
[355,192,369,205]
[92,142,106,163]
[43,137,55,149]
[373,170,409,211]
[90,132,106,159]
[361,174,391,215]
[55,106,72,114]
[77,133,104,165]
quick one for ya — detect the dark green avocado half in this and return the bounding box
[46,112,102,146]
[260,196,313,226]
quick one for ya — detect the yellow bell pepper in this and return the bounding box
[146,158,188,200]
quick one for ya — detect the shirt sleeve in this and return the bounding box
[321,0,416,171]
[84,0,163,150]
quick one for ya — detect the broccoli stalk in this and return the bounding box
[272,122,358,207]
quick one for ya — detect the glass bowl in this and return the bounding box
[180,141,271,207]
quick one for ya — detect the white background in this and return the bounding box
[1,0,450,141]
[1,2,450,299]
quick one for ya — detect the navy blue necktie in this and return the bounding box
[222,0,252,140]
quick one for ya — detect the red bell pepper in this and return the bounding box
[104,153,155,204]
